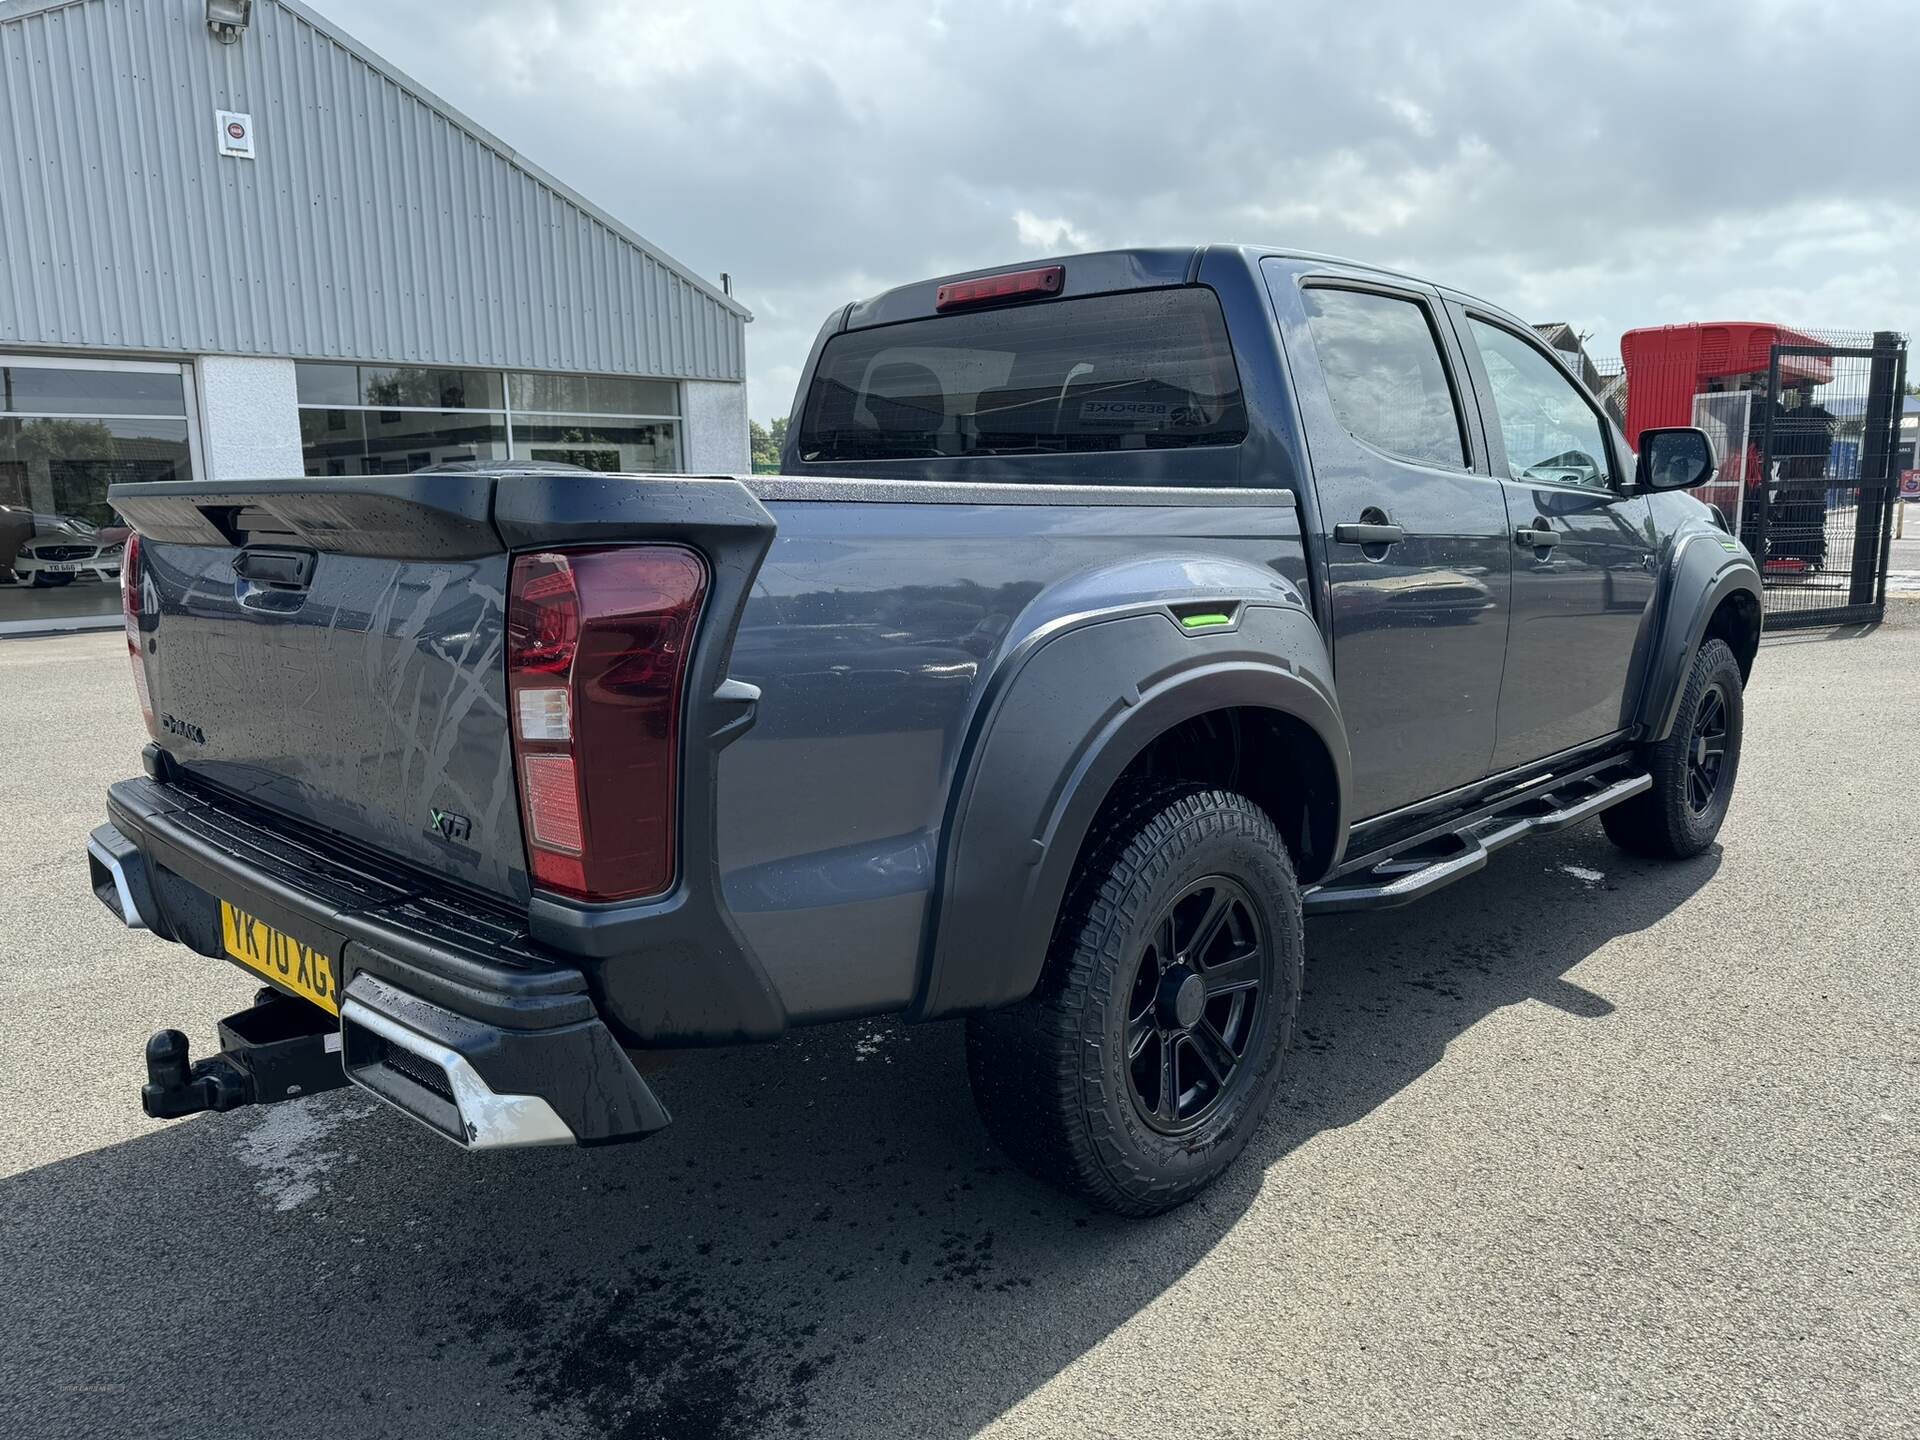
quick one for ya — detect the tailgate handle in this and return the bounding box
[233,548,315,588]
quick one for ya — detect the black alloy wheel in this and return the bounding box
[966,783,1304,1216]
[1686,682,1730,815]
[1123,876,1270,1136]
[1602,637,1744,861]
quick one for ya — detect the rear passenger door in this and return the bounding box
[1446,307,1657,770]
[1263,263,1511,820]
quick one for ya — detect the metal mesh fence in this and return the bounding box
[1596,326,1907,628]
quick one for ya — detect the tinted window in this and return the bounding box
[797,288,1247,464]
[509,373,678,416]
[0,366,187,416]
[0,415,190,523]
[1300,288,1465,468]
[294,363,504,410]
[1468,318,1612,488]
[294,365,679,476]
[513,414,679,472]
[298,408,507,477]
[293,361,358,407]
[359,366,504,410]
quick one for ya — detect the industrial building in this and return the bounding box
[0,0,751,632]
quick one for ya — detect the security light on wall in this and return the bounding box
[206,0,251,43]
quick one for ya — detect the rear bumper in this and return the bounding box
[93,774,670,1148]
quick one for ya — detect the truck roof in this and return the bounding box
[837,245,1489,333]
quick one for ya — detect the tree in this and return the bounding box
[5,416,118,464]
[748,416,789,472]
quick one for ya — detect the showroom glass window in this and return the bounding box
[296,365,680,475]
[2,360,192,627]
[0,363,192,522]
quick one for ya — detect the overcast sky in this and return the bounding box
[320,0,1917,424]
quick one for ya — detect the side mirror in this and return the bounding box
[1635,427,1716,492]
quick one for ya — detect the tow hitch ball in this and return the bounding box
[142,1029,250,1118]
[141,988,348,1120]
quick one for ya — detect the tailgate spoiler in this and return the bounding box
[107,472,779,561]
[108,476,499,558]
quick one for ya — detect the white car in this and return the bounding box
[10,531,124,586]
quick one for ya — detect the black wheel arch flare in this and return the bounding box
[1637,527,1763,745]
[910,598,1348,1022]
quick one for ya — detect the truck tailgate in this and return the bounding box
[118,477,529,903]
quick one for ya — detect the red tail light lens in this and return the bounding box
[935,265,1064,311]
[506,546,707,902]
[122,534,157,740]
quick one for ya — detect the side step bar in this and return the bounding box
[1304,764,1652,915]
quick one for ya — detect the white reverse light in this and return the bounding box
[517,686,572,743]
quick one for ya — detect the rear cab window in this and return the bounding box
[797,288,1248,464]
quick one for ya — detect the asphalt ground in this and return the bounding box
[1,610,1914,1439]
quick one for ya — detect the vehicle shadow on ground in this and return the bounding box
[2,825,1716,1440]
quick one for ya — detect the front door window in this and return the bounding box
[1467,319,1613,490]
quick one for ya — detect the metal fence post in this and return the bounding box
[1851,331,1901,609]
[1871,340,1907,609]
[1756,346,1781,571]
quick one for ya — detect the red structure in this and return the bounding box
[1618,322,1832,439]
[1621,322,1844,578]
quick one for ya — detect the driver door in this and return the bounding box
[1447,305,1658,770]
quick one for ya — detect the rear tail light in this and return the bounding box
[122,534,157,740]
[506,546,707,902]
[935,265,1064,311]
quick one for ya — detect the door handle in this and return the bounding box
[1333,522,1405,546]
[1514,525,1557,550]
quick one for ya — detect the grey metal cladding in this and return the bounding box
[0,0,748,380]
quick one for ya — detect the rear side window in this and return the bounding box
[797,288,1247,463]
[1300,287,1466,469]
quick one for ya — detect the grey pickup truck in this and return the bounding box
[89,247,1760,1214]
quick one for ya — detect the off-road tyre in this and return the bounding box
[1602,638,1744,860]
[967,783,1304,1216]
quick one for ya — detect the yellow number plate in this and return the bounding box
[219,901,340,1015]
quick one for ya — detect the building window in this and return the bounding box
[296,364,679,476]
[1,357,194,626]
[514,416,679,472]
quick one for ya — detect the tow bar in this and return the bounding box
[142,988,348,1120]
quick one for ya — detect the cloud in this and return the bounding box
[1379,94,1435,139]
[313,0,1918,421]
[1013,211,1095,252]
